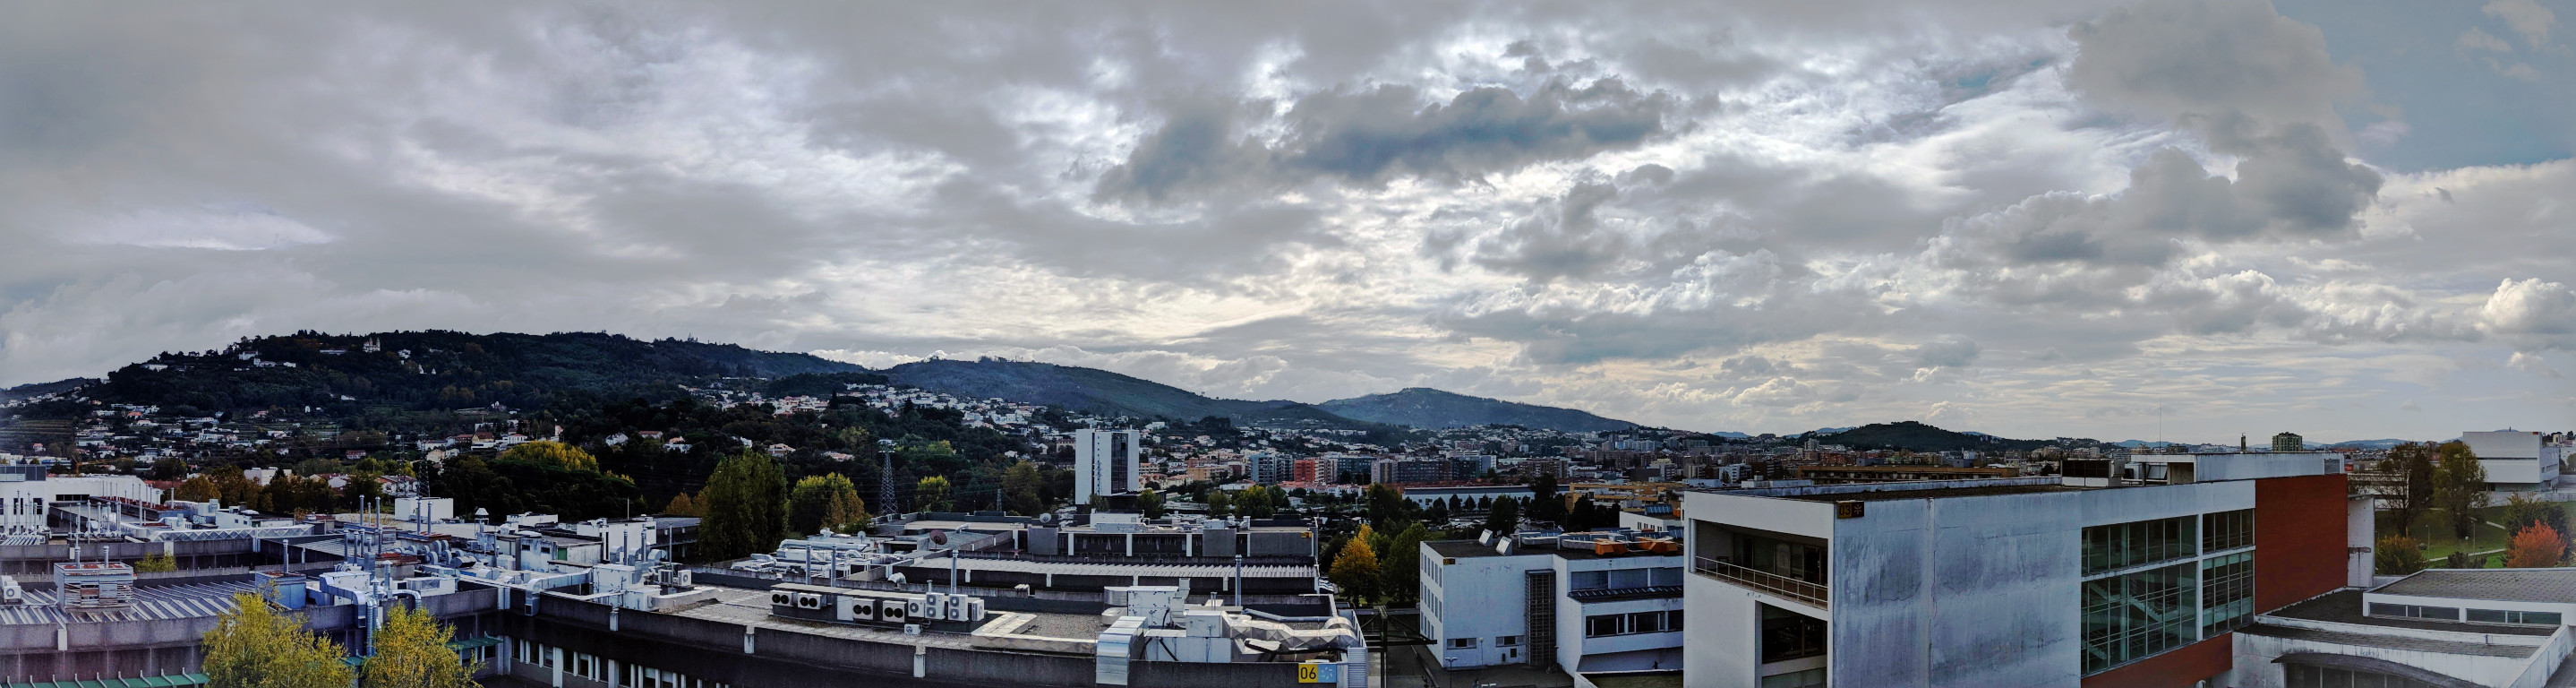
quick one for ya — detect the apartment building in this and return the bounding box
[1074,429,1142,505]
[1679,452,2366,687]
[1421,531,1688,679]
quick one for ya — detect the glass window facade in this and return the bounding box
[2084,516,2197,575]
[2203,509,2254,552]
[2284,664,2450,688]
[2466,608,2563,625]
[2082,562,2198,675]
[1759,605,1827,663]
[2367,603,2460,621]
[2200,552,2255,636]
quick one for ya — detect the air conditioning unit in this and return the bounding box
[920,592,948,621]
[841,596,877,622]
[962,598,986,624]
[796,593,824,609]
[882,598,910,624]
[905,597,929,621]
[946,594,966,621]
[769,591,793,606]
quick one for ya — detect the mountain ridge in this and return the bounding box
[1316,387,1638,433]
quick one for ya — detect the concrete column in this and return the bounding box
[742,626,757,654]
[913,645,927,678]
[608,658,620,687]
[1125,533,1134,556]
[551,647,563,687]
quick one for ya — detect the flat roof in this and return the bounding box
[1777,484,2093,503]
[1425,539,1682,563]
[2269,589,2557,637]
[2236,624,2537,658]
[2376,569,2576,604]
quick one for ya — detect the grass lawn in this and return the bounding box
[2376,503,2572,568]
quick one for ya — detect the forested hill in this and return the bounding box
[89,331,863,415]
[1318,388,1638,433]
[884,358,1367,429]
[1809,420,2086,452]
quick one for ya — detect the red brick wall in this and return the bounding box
[2255,473,2351,610]
[2080,635,2232,688]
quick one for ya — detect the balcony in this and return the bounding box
[1693,556,1827,609]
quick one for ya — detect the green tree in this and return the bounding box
[1207,489,1234,519]
[1002,461,1048,516]
[788,474,869,536]
[175,475,219,503]
[1483,496,1520,537]
[913,475,954,512]
[1377,522,1430,603]
[2371,443,2440,533]
[662,492,701,517]
[150,457,189,481]
[2432,441,2490,539]
[1528,475,1563,524]
[1328,525,1382,604]
[360,605,478,688]
[2374,535,2426,575]
[699,452,789,561]
[202,592,354,688]
[499,441,599,472]
[1236,485,1278,520]
[1364,484,1408,527]
[1138,488,1167,519]
[134,552,177,573]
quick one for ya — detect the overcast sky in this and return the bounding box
[4,1,2571,442]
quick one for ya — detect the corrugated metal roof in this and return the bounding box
[0,580,256,626]
[2377,569,2576,604]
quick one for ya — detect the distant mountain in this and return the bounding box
[1316,388,1639,434]
[89,331,862,414]
[885,359,1368,429]
[1705,431,1750,439]
[1,378,97,402]
[1811,421,2075,452]
[1809,426,1856,434]
[2318,438,2423,450]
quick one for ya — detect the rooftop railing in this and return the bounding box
[1692,555,1827,609]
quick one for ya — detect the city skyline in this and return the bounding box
[3,1,2572,442]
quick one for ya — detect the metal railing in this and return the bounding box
[1692,555,1828,609]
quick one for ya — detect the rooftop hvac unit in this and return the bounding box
[770,591,794,606]
[796,593,824,609]
[840,596,877,622]
[882,598,911,624]
[962,598,986,624]
[920,592,949,621]
[946,594,966,621]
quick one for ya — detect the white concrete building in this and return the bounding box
[2224,568,2576,687]
[1421,531,1687,680]
[1074,429,1143,506]
[2460,430,2565,491]
[1679,454,2365,688]
[0,465,164,532]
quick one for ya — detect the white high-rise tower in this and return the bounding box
[1074,429,1142,505]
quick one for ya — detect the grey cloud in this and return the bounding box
[1937,137,2377,274]
[1912,339,1981,368]
[1096,78,1674,201]
[2067,0,2364,149]
[1469,182,1630,281]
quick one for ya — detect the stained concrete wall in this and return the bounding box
[1825,481,2255,688]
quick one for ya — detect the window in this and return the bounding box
[1448,637,1479,649]
[2202,510,2254,552]
[1422,590,1442,620]
[1587,615,1626,637]
[1495,635,1523,647]
[1627,611,1668,633]
[1650,566,1683,587]
[2201,552,2255,636]
[2082,561,2196,675]
[1571,570,1608,591]
[1667,609,1686,632]
[2466,608,2563,625]
[1759,668,1827,688]
[2367,604,2460,621]
[2284,663,2450,688]
[1759,605,1827,663]
[2083,516,2197,575]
